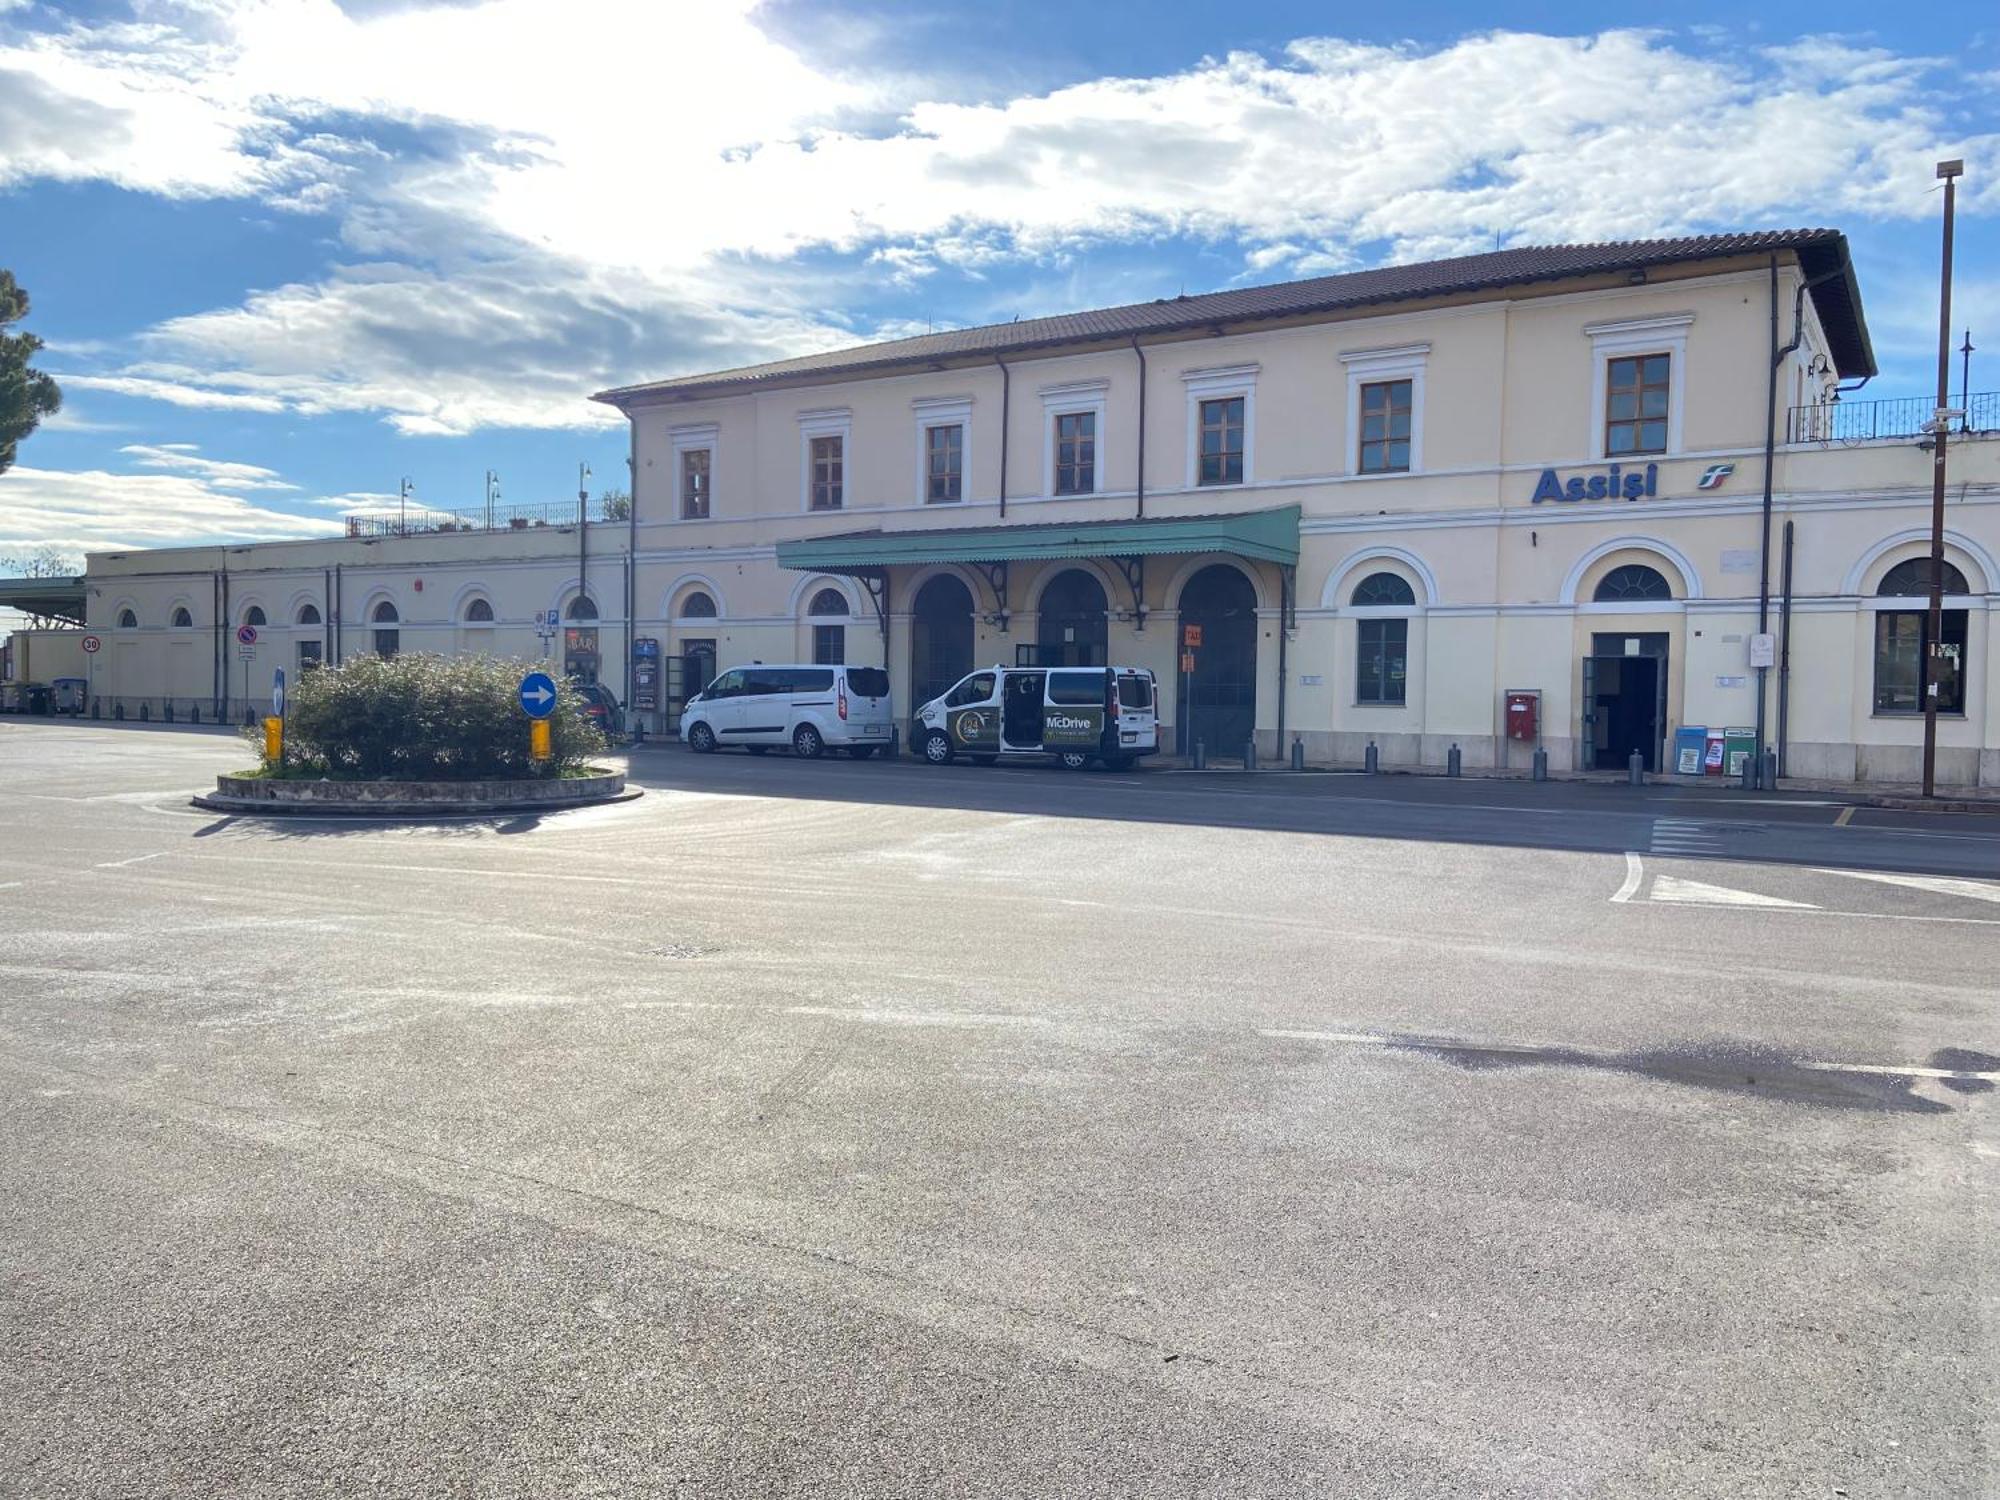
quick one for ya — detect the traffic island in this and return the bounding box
[194,766,633,816]
[195,653,631,817]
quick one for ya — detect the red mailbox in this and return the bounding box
[1504,690,1540,743]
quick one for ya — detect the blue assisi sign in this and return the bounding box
[1530,461,1658,505]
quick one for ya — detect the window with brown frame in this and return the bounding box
[1054,411,1095,495]
[1358,379,1412,473]
[810,434,843,510]
[680,448,711,519]
[1198,396,1245,485]
[925,424,963,503]
[1605,354,1670,456]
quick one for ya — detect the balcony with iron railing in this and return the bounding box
[343,496,628,539]
[1786,390,1999,445]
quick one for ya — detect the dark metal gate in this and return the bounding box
[1178,564,1258,758]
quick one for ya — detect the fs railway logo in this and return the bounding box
[1696,463,1736,491]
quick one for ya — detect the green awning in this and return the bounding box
[776,505,1299,572]
[0,575,86,626]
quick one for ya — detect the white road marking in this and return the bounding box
[785,1005,1048,1028]
[1611,852,1644,903]
[1259,1028,1998,1084]
[1815,868,2000,905]
[1647,876,1817,909]
[1648,817,1723,855]
[94,851,172,869]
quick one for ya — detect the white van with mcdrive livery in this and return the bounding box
[682,663,894,759]
[914,665,1159,770]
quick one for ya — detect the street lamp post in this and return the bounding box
[1922,159,1963,800]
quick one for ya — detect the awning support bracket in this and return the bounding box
[858,568,890,642]
[1111,555,1147,630]
[977,561,1010,633]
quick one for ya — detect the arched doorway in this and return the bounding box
[911,574,975,706]
[1179,564,1258,757]
[564,595,600,684]
[1035,569,1107,667]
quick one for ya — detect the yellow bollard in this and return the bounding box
[263,716,283,763]
[530,718,551,763]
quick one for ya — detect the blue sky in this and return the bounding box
[1,0,1996,564]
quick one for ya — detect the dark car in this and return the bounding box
[573,682,624,739]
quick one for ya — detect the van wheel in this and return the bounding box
[687,721,716,754]
[793,724,825,759]
[922,730,954,765]
[745,745,769,756]
[847,746,876,760]
[1057,750,1093,771]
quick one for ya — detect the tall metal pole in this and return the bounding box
[399,475,412,536]
[1922,159,1962,799]
[1959,330,1974,430]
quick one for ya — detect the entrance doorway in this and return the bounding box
[1178,563,1258,757]
[1035,569,1107,667]
[1002,670,1047,748]
[911,574,975,706]
[1584,633,1668,771]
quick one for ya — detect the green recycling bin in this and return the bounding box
[1722,727,1757,778]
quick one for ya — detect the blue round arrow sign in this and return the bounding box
[518,670,559,719]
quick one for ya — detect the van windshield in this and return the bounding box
[1116,673,1153,710]
[1047,671,1105,706]
[845,667,890,699]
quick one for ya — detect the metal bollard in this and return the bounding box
[1192,738,1207,771]
[190,703,200,724]
[888,725,900,760]
[1364,740,1379,774]
[1447,743,1462,777]
[1531,746,1548,781]
[1739,755,1754,791]
[1628,749,1644,785]
[1762,749,1779,791]
[1290,735,1305,771]
[1243,736,1258,772]
[164,702,174,723]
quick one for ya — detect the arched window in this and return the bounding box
[1350,573,1413,704]
[243,605,267,627]
[170,606,193,627]
[911,574,974,705]
[1877,558,1969,596]
[566,595,598,621]
[1350,571,1416,607]
[1874,558,1970,716]
[1036,568,1108,668]
[679,590,717,619]
[371,600,399,658]
[807,587,848,665]
[117,608,138,629]
[463,597,494,622]
[296,603,321,626]
[1593,565,1672,602]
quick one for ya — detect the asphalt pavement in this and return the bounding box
[2,720,1996,1497]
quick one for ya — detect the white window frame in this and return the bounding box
[1039,379,1108,499]
[1585,315,1691,461]
[798,408,853,513]
[1182,364,1258,489]
[912,395,973,505]
[1340,344,1428,477]
[670,421,718,522]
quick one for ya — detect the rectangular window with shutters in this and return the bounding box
[1356,617,1407,705]
[1198,397,1245,485]
[1605,354,1670,456]
[925,424,963,503]
[1357,379,1412,473]
[1873,609,1967,715]
[810,435,844,510]
[680,447,711,519]
[1053,411,1095,495]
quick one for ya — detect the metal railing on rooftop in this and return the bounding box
[1786,390,1999,445]
[344,497,626,539]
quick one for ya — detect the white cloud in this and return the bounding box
[3,6,1995,433]
[0,464,342,554]
[120,443,299,491]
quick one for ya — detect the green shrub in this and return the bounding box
[278,654,604,780]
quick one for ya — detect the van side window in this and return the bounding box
[845,667,890,699]
[705,669,745,699]
[743,668,789,697]
[789,669,835,693]
[1048,671,1104,705]
[945,672,996,707]
[1116,673,1154,709]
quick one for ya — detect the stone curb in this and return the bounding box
[193,766,632,817]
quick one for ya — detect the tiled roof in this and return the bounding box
[593,229,1873,406]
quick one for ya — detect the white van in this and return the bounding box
[682,664,894,759]
[914,665,1159,770]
